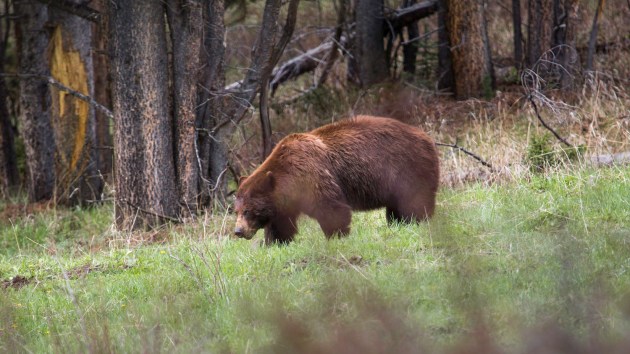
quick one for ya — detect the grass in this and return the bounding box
[1,165,629,352]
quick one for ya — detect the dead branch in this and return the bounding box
[35,0,101,22]
[230,0,439,94]
[384,0,439,33]
[0,72,113,119]
[527,95,573,148]
[436,142,495,170]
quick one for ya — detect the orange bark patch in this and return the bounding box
[49,26,89,173]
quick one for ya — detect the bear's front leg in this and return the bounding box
[264,214,298,245]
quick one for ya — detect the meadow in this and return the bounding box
[1,163,629,353]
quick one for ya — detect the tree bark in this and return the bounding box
[402,0,420,75]
[437,0,453,91]
[109,0,178,229]
[0,4,18,194]
[197,0,227,206]
[512,0,523,67]
[354,0,388,86]
[443,0,494,99]
[526,0,553,67]
[15,1,56,202]
[47,1,103,205]
[586,0,605,71]
[91,0,113,181]
[167,0,204,216]
[554,0,579,89]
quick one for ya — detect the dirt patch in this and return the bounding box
[0,202,52,223]
[1,275,31,290]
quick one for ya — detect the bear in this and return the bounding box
[234,115,440,244]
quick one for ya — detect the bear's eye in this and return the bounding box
[243,210,253,218]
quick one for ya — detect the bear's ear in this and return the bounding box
[238,175,248,186]
[263,171,275,192]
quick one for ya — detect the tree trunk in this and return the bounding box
[402,0,420,75]
[48,2,103,205]
[526,0,553,67]
[443,0,494,99]
[586,0,605,71]
[91,0,113,181]
[437,0,454,91]
[354,0,388,86]
[554,0,579,89]
[197,0,227,206]
[167,0,204,217]
[0,8,18,194]
[109,0,178,229]
[512,0,523,67]
[15,1,56,202]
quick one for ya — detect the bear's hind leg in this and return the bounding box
[264,214,299,245]
[313,202,352,239]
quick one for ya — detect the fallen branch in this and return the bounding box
[436,142,494,170]
[527,95,573,148]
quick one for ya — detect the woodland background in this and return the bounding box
[0,0,629,352]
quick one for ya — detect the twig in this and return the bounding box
[436,142,494,170]
[527,95,573,148]
[0,73,113,119]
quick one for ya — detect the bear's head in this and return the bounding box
[234,171,276,239]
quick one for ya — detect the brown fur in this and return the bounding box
[234,115,440,244]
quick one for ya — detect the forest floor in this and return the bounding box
[1,79,630,352]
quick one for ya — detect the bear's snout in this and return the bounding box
[234,226,245,237]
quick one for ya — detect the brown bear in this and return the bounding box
[234,115,439,244]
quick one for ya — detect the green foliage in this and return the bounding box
[1,167,630,352]
[526,133,587,172]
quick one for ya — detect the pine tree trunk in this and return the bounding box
[526,0,553,67]
[354,0,388,86]
[512,0,523,67]
[48,2,103,205]
[443,0,494,99]
[109,0,178,229]
[437,0,454,91]
[15,1,56,202]
[197,0,227,206]
[402,0,419,75]
[167,0,204,216]
[91,0,113,181]
[0,6,18,194]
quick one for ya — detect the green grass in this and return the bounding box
[1,166,630,352]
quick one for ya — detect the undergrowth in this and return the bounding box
[1,166,629,353]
